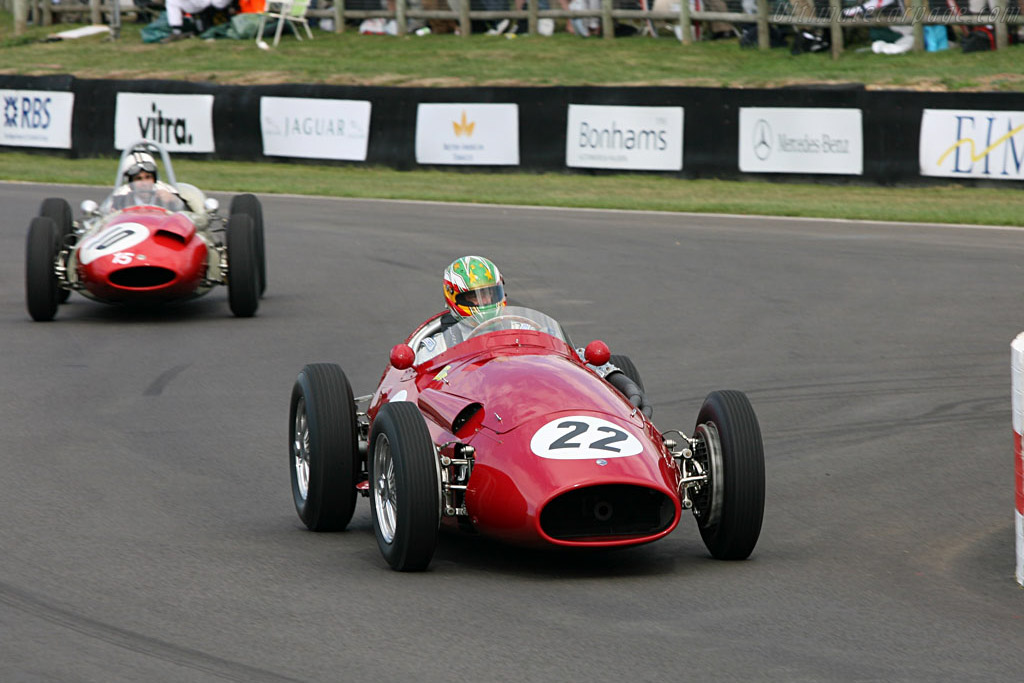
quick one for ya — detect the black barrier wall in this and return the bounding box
[3,75,1024,186]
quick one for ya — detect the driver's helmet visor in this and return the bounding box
[125,160,157,180]
[454,283,505,309]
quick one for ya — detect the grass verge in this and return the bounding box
[1,151,1020,225]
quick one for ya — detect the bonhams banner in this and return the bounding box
[260,97,371,161]
[1,89,74,149]
[415,104,519,166]
[565,105,684,171]
[920,109,1024,180]
[114,93,215,153]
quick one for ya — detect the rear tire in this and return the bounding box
[226,213,259,318]
[25,217,61,322]
[230,194,265,296]
[609,354,644,391]
[39,198,72,303]
[290,364,359,531]
[369,402,440,571]
[693,390,765,560]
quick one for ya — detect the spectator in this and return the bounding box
[162,0,235,41]
[789,0,829,53]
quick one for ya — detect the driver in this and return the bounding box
[417,255,507,361]
[110,151,181,210]
[417,255,653,418]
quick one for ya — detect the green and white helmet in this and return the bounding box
[443,255,506,325]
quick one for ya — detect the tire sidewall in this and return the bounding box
[694,390,765,560]
[226,213,259,317]
[40,199,73,304]
[368,402,440,571]
[289,364,358,531]
[26,217,60,321]
[230,194,265,296]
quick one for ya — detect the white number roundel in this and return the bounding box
[530,416,642,460]
[78,223,150,265]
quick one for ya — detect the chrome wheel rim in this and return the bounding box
[693,423,724,528]
[293,397,310,500]
[373,434,397,544]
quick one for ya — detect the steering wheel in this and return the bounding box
[465,315,542,340]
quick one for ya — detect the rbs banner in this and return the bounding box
[919,109,1024,180]
[565,105,684,171]
[1,89,74,149]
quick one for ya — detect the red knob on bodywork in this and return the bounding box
[584,340,611,366]
[390,344,416,370]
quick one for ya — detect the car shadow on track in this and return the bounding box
[428,526,708,578]
[48,296,235,323]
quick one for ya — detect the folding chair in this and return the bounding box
[256,0,314,47]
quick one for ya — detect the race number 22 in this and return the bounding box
[530,416,642,460]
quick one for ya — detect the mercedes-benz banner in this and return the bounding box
[739,107,863,175]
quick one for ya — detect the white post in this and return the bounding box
[14,0,27,36]
[1011,333,1024,586]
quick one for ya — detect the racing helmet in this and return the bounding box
[443,255,506,325]
[122,151,158,184]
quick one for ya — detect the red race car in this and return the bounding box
[288,306,766,571]
[25,140,266,321]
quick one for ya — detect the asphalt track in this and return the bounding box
[2,181,1022,682]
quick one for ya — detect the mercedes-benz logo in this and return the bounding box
[753,119,773,160]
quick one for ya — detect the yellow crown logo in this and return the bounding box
[453,111,475,137]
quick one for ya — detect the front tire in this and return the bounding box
[226,213,259,318]
[25,217,61,322]
[693,390,765,560]
[369,402,440,571]
[230,194,265,296]
[39,198,72,303]
[289,364,359,531]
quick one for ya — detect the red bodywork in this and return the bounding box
[367,313,683,549]
[74,207,209,304]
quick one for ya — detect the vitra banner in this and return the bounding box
[919,109,1024,180]
[114,92,215,153]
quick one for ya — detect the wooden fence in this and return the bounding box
[5,0,1023,54]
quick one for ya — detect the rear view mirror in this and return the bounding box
[390,344,416,370]
[584,340,611,366]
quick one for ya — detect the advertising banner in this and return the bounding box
[0,89,74,149]
[739,107,863,175]
[114,93,215,153]
[565,104,684,171]
[260,97,371,161]
[920,109,1024,180]
[415,104,519,166]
